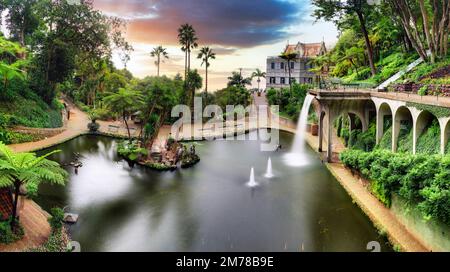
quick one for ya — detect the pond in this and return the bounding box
[35,130,391,252]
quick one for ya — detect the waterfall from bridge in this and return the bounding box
[284,94,314,167]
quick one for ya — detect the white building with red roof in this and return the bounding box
[266,41,327,89]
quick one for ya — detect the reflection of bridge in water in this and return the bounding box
[309,88,450,162]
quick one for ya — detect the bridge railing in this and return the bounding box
[315,79,377,92]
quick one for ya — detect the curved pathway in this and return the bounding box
[9,102,89,153]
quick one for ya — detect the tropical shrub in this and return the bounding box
[28,227,71,252]
[266,83,311,120]
[117,140,148,161]
[418,85,428,96]
[48,208,65,231]
[340,149,450,225]
[0,218,24,244]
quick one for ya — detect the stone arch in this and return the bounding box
[441,118,450,154]
[363,100,377,130]
[392,106,413,152]
[415,110,441,154]
[376,102,393,145]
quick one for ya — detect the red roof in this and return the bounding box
[0,188,13,221]
[283,42,326,57]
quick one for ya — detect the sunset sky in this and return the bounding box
[94,0,338,91]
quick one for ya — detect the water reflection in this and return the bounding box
[36,132,391,252]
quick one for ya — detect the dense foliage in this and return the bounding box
[117,140,148,161]
[213,86,251,111]
[28,227,71,252]
[266,83,310,120]
[0,218,24,244]
[340,149,450,225]
[48,207,65,231]
[312,0,450,85]
[415,119,441,154]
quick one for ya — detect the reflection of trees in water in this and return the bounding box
[132,166,199,251]
[71,197,137,251]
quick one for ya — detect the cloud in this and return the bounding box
[94,0,309,47]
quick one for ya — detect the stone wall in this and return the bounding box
[391,195,450,252]
[11,126,65,138]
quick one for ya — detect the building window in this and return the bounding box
[280,77,285,84]
[290,78,295,84]
[280,62,284,70]
[271,62,275,69]
[290,62,294,69]
[269,77,276,84]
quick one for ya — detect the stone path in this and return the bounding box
[9,101,89,153]
[0,200,51,252]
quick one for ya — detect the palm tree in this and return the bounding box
[103,87,145,139]
[150,46,169,77]
[177,24,198,80]
[0,143,67,229]
[251,68,266,92]
[279,52,298,96]
[309,54,332,88]
[197,47,215,94]
[227,71,252,88]
[186,69,203,110]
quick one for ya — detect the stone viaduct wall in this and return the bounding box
[310,90,450,161]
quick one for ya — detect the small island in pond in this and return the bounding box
[117,137,200,171]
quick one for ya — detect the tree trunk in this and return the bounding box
[356,10,376,76]
[148,111,168,151]
[157,54,160,76]
[123,112,131,140]
[419,0,436,63]
[10,182,20,229]
[390,0,428,61]
[205,65,208,93]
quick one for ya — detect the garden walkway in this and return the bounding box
[0,199,51,252]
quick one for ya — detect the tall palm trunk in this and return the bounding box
[157,54,161,76]
[205,65,208,94]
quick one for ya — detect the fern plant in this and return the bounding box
[0,142,67,229]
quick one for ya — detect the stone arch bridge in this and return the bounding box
[309,89,450,162]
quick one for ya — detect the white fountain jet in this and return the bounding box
[284,94,314,167]
[246,167,259,187]
[264,158,274,178]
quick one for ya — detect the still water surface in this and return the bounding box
[36,131,391,252]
